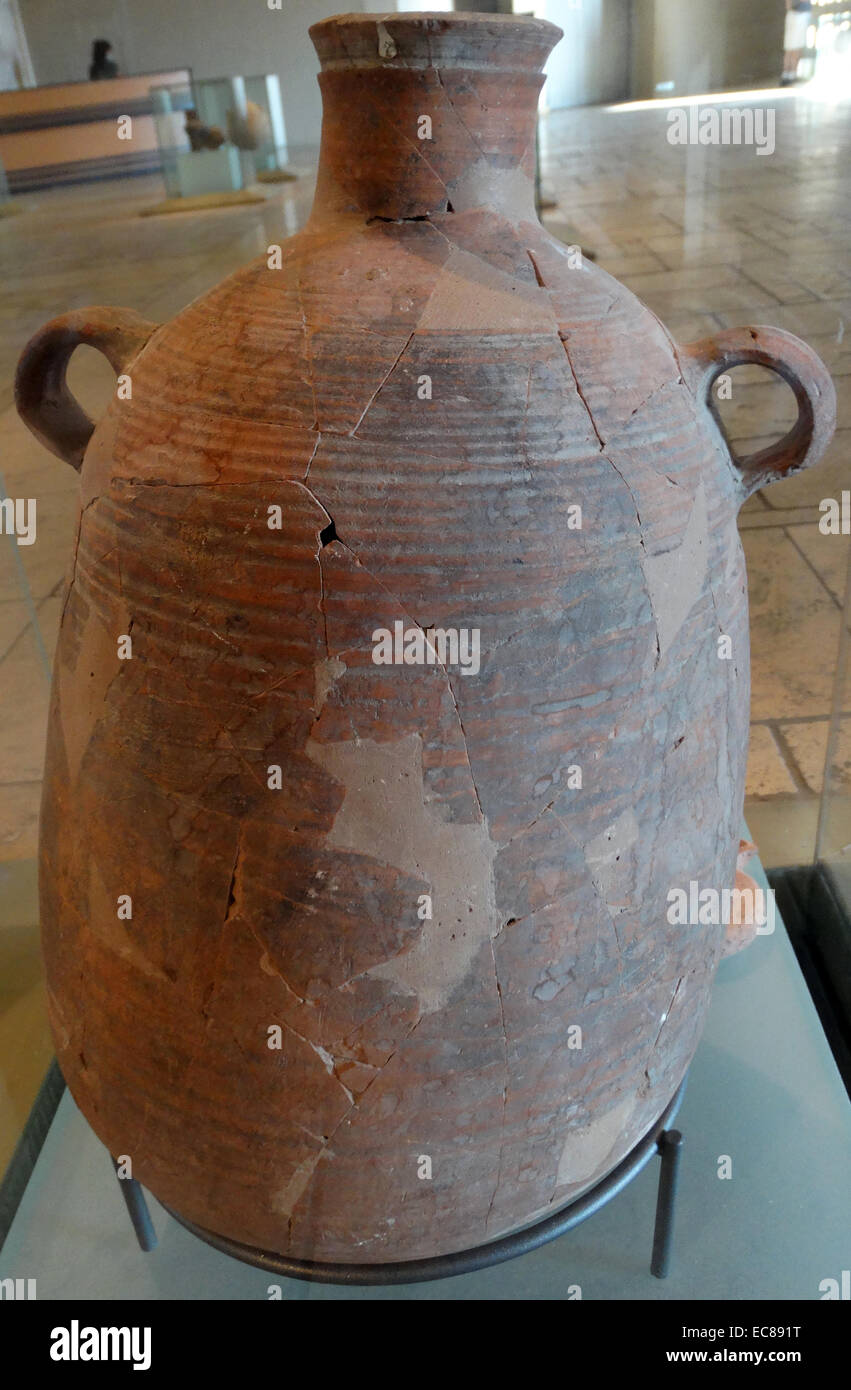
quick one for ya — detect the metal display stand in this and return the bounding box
[111,1078,686,1287]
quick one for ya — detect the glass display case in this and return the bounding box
[150,73,290,202]
[812,541,851,1079]
[817,546,851,878]
[241,74,292,181]
[771,541,851,1098]
[0,153,11,213]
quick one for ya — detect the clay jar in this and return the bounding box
[15,12,836,1265]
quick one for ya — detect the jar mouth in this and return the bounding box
[309,11,563,74]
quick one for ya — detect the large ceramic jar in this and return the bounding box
[15,12,835,1266]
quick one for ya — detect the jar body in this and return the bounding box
[39,206,749,1261]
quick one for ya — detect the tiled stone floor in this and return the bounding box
[0,87,849,1168]
[540,90,851,870]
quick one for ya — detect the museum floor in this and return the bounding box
[1,88,849,1173]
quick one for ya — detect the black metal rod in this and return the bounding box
[651,1128,683,1279]
[111,1156,157,1252]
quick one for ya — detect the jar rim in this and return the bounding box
[310,11,563,73]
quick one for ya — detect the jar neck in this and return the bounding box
[307,14,558,225]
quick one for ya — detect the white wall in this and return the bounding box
[630,0,786,99]
[16,0,373,149]
[0,0,34,89]
[539,0,631,108]
[16,0,786,137]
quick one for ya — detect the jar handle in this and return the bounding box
[680,325,835,500]
[15,307,159,471]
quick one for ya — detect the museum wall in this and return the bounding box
[16,0,789,121]
[630,0,787,98]
[15,0,370,148]
[540,0,631,109]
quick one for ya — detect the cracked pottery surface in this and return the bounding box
[16,12,836,1263]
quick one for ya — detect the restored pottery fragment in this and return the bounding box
[722,839,763,958]
[15,12,836,1264]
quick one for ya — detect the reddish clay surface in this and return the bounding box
[16,12,835,1263]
